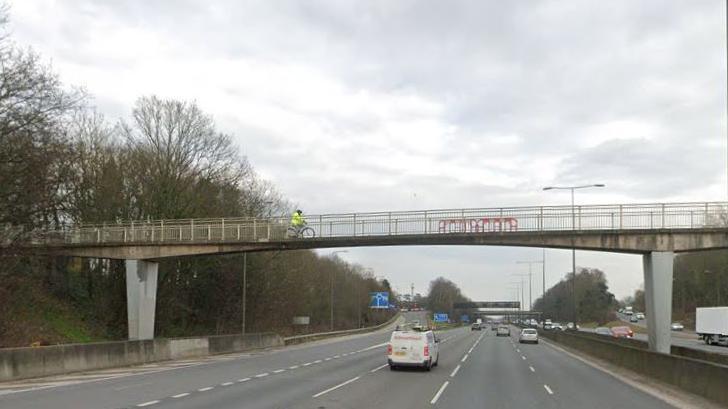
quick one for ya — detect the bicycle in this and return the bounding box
[286,224,315,238]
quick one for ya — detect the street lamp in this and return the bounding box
[329,250,349,331]
[511,273,530,311]
[516,260,544,311]
[543,183,605,325]
[509,280,525,312]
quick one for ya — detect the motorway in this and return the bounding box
[614,313,728,355]
[0,312,677,409]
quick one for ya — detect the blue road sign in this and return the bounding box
[460,314,470,323]
[369,292,389,309]
[433,313,448,322]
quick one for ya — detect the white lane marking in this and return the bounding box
[342,353,349,356]
[303,362,312,366]
[521,356,526,360]
[461,354,469,362]
[273,369,286,374]
[314,360,322,364]
[468,347,474,354]
[312,376,361,398]
[529,366,535,372]
[450,364,461,378]
[289,365,300,369]
[430,381,450,404]
[370,364,388,373]
[333,355,341,359]
[137,401,160,407]
[198,386,214,392]
[172,393,190,398]
[325,358,332,361]
[544,384,554,395]
[237,377,251,383]
[358,342,387,352]
[255,373,269,378]
[221,381,234,386]
[516,348,521,353]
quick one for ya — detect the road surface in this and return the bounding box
[0,312,677,409]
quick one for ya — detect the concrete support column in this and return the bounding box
[125,260,159,340]
[642,251,674,354]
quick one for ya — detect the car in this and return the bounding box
[387,328,439,371]
[471,323,481,331]
[491,324,498,331]
[635,312,645,320]
[629,315,639,323]
[543,323,553,330]
[519,328,539,344]
[595,327,612,336]
[611,326,634,338]
[671,322,684,331]
[551,323,564,331]
[496,325,511,337]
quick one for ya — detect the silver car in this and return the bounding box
[519,328,539,344]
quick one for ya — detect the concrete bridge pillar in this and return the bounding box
[125,260,158,340]
[642,251,674,354]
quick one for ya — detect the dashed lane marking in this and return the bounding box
[255,373,269,378]
[529,366,535,372]
[450,364,461,378]
[237,377,251,383]
[137,401,159,407]
[221,382,234,386]
[273,369,286,374]
[461,354,469,363]
[171,393,189,398]
[370,364,388,373]
[430,381,449,405]
[198,386,214,392]
[312,376,361,398]
[544,384,554,395]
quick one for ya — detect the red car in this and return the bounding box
[610,326,634,338]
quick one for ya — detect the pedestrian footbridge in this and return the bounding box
[6,201,728,352]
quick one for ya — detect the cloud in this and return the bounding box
[9,0,727,300]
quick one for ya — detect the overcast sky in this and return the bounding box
[10,0,727,302]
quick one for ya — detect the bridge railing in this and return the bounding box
[19,202,728,246]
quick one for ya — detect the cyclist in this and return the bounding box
[290,209,306,235]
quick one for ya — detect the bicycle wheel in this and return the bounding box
[300,227,316,238]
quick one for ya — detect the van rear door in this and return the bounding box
[390,332,425,363]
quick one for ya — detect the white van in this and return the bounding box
[387,329,440,370]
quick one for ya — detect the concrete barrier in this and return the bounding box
[0,332,282,382]
[284,313,401,345]
[540,330,728,406]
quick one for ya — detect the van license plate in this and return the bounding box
[394,351,406,356]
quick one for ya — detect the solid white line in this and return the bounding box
[529,366,535,372]
[461,354,469,362]
[273,369,286,374]
[221,382,234,386]
[289,365,300,369]
[370,364,388,373]
[255,373,269,378]
[237,377,251,383]
[198,386,214,392]
[430,381,450,404]
[171,393,190,398]
[544,384,554,395]
[312,376,361,398]
[450,364,461,378]
[137,401,160,407]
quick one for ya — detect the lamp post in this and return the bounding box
[510,280,524,313]
[543,184,605,325]
[329,250,348,331]
[516,260,544,311]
